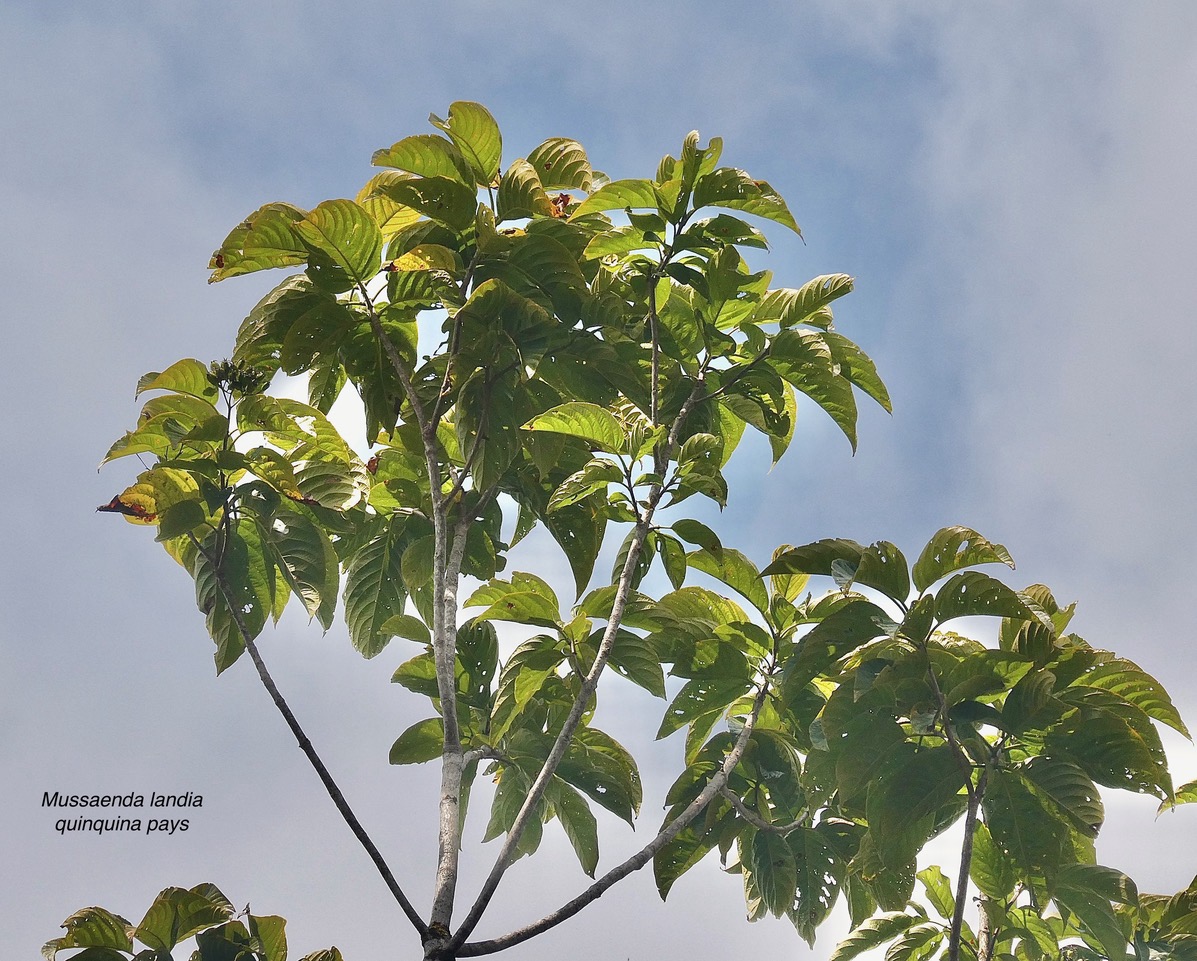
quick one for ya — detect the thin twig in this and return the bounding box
[718,785,806,834]
[194,536,427,938]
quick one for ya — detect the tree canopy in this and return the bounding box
[50,101,1197,961]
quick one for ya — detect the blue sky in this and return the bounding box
[4,3,1197,959]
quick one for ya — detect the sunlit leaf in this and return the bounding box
[912,526,1015,593]
[429,100,503,186]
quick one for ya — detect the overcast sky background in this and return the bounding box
[4,2,1197,958]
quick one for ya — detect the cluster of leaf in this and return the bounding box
[88,102,1194,961]
[644,526,1195,960]
[43,883,340,961]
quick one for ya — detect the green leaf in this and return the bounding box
[497,159,553,222]
[466,573,561,629]
[657,674,754,739]
[489,636,565,742]
[42,907,134,959]
[381,175,479,232]
[607,630,667,697]
[786,601,893,691]
[687,547,769,614]
[671,518,724,557]
[247,914,287,961]
[378,613,431,645]
[866,746,968,869]
[1021,756,1105,838]
[762,537,864,578]
[882,923,943,961]
[749,830,799,917]
[548,458,623,513]
[571,178,659,217]
[134,885,233,951]
[854,541,910,604]
[389,717,444,764]
[918,865,955,921]
[1162,779,1197,813]
[391,652,439,699]
[429,100,503,186]
[526,137,594,190]
[770,329,859,450]
[342,515,409,657]
[654,807,728,900]
[293,199,383,290]
[154,499,207,542]
[208,202,307,282]
[183,522,273,673]
[547,778,600,877]
[828,912,921,961]
[755,274,854,328]
[355,171,424,241]
[262,508,339,630]
[1055,864,1135,961]
[789,826,845,944]
[983,767,1066,880]
[970,821,1016,900]
[935,571,1037,624]
[298,950,344,961]
[1046,690,1173,798]
[1078,656,1190,738]
[693,168,800,234]
[372,134,472,182]
[912,526,1016,593]
[136,358,220,402]
[525,402,627,454]
[825,331,891,412]
[557,728,643,824]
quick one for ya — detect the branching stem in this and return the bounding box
[454,680,771,957]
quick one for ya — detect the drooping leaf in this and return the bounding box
[1077,656,1190,738]
[693,168,800,234]
[827,912,920,961]
[983,766,1066,881]
[866,746,968,869]
[789,826,845,944]
[208,202,307,282]
[42,907,134,959]
[970,820,1016,900]
[547,778,600,877]
[261,508,339,630]
[556,728,643,824]
[934,571,1037,624]
[1055,864,1136,961]
[912,526,1015,593]
[342,515,409,657]
[389,717,444,765]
